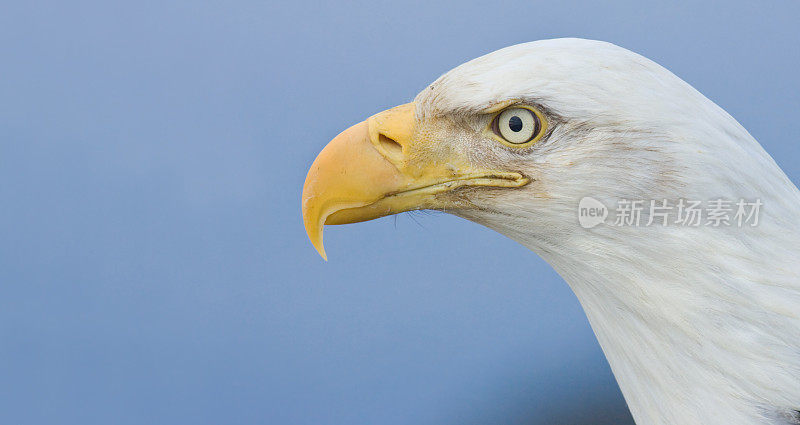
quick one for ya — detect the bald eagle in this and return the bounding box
[301,39,800,425]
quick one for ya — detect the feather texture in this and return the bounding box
[413,39,800,425]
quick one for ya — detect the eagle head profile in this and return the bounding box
[301,39,800,425]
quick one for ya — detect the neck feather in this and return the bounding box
[466,208,800,425]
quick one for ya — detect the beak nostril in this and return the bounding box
[378,133,403,157]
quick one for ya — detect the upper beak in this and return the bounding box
[301,102,528,260]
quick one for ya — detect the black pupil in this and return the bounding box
[508,116,523,132]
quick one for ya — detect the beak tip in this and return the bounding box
[315,243,328,261]
[304,213,329,261]
[305,228,328,261]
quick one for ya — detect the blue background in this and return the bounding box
[2,1,799,424]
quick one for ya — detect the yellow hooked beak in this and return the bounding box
[301,102,529,260]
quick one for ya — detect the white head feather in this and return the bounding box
[413,39,800,425]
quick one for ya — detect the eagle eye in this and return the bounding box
[490,106,546,147]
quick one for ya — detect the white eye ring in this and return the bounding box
[496,107,538,144]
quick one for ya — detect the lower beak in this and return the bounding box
[301,102,528,260]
